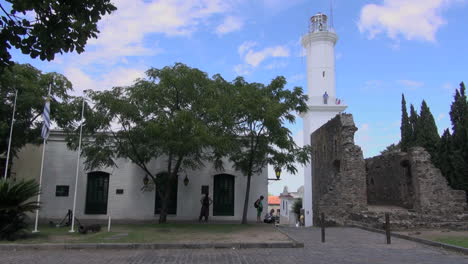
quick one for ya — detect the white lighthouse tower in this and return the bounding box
[301,12,347,227]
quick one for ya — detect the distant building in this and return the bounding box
[279,186,303,225]
[268,195,280,215]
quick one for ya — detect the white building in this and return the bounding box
[279,186,303,226]
[301,13,347,227]
[12,131,267,222]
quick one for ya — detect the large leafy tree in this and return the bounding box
[0,0,116,67]
[0,63,73,175]
[228,76,311,224]
[65,63,231,223]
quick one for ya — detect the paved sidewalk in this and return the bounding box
[2,227,468,264]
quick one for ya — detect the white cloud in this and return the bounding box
[65,67,145,95]
[358,0,457,42]
[216,16,244,35]
[245,46,289,67]
[238,41,257,56]
[73,0,230,65]
[235,41,290,75]
[437,113,446,121]
[233,64,251,75]
[265,61,288,70]
[397,79,424,89]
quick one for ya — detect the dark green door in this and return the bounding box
[85,171,109,214]
[155,179,178,215]
[213,174,234,216]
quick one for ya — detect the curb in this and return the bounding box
[275,226,305,248]
[350,224,468,255]
[0,241,302,251]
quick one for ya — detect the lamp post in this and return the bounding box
[268,167,282,181]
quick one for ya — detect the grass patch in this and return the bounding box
[434,237,468,248]
[0,223,283,244]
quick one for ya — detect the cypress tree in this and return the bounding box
[414,100,440,158]
[409,104,419,148]
[400,94,412,151]
[449,82,468,191]
[435,129,454,184]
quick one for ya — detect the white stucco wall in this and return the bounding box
[12,132,268,223]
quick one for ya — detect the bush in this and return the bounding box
[292,198,302,218]
[0,179,40,240]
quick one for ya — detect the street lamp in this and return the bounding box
[275,167,282,180]
[183,174,189,186]
[143,175,149,186]
[268,167,282,181]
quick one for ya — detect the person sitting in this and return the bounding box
[263,209,276,224]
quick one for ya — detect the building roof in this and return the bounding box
[268,196,280,205]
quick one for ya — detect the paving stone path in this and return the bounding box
[2,227,468,264]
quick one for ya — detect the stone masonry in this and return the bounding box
[311,114,367,225]
[310,113,468,229]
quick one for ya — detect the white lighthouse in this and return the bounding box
[301,12,347,227]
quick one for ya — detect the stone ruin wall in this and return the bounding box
[366,148,467,216]
[311,113,467,228]
[366,153,415,209]
[311,114,367,225]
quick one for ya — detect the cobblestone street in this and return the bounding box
[2,227,468,264]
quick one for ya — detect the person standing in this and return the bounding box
[254,195,264,223]
[199,193,212,222]
[323,91,329,104]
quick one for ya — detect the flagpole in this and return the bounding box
[4,90,18,179]
[70,98,85,233]
[33,83,52,233]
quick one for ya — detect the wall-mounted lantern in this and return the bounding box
[183,174,189,186]
[268,167,282,181]
[275,167,282,180]
[143,175,149,186]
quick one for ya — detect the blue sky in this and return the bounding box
[6,0,468,195]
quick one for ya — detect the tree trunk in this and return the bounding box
[158,178,173,224]
[241,171,252,224]
[158,166,181,224]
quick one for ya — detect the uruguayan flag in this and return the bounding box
[41,99,50,139]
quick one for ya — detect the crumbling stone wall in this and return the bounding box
[409,147,466,216]
[366,152,415,209]
[311,114,367,225]
[311,113,467,229]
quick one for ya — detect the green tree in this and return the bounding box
[448,82,468,191]
[380,143,400,155]
[0,179,40,240]
[409,104,419,147]
[0,0,117,67]
[292,198,302,219]
[0,63,73,175]
[435,129,455,184]
[65,63,231,223]
[400,94,411,151]
[414,100,440,158]
[228,76,311,224]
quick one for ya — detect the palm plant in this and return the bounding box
[0,179,40,240]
